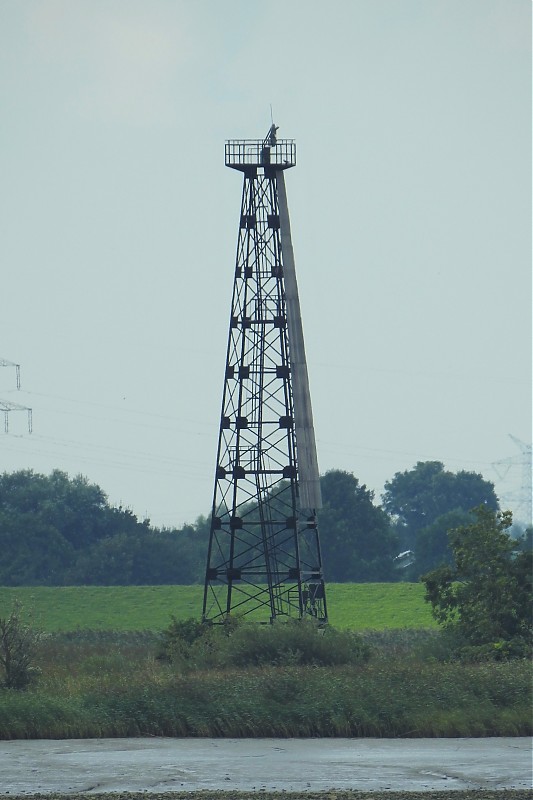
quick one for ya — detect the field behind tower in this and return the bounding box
[0,582,436,633]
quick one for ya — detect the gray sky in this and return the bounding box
[1,0,531,528]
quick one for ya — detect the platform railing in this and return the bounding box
[225,139,296,169]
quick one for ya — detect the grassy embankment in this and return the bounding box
[0,582,436,632]
[0,584,530,740]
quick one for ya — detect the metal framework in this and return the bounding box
[202,127,327,624]
[0,358,32,433]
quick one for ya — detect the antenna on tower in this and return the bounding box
[0,357,32,434]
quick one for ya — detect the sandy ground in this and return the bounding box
[0,737,531,795]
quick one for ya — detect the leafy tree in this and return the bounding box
[0,469,108,549]
[68,522,208,585]
[40,470,109,548]
[319,470,398,582]
[0,510,74,585]
[414,509,472,577]
[0,469,208,586]
[382,461,499,569]
[422,506,532,658]
[0,470,112,585]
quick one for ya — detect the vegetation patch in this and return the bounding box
[158,617,371,670]
[0,506,530,743]
[0,628,530,740]
[422,507,532,660]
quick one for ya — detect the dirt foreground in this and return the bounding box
[0,737,531,796]
[5,792,533,800]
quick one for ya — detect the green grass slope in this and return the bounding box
[0,583,436,633]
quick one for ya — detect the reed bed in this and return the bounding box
[0,630,530,740]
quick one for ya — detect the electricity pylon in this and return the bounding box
[0,358,32,433]
[493,434,532,525]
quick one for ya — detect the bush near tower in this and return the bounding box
[422,506,532,659]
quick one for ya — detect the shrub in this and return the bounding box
[157,616,210,668]
[422,507,533,659]
[0,600,43,689]
[221,619,370,667]
[159,617,371,670]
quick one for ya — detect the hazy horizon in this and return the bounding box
[1,0,531,528]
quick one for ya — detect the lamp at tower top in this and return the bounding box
[225,125,296,171]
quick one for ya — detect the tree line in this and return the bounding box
[0,470,207,586]
[0,462,529,587]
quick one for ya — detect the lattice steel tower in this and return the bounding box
[202,126,327,624]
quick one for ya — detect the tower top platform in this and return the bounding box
[225,126,296,171]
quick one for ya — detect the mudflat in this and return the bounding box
[0,737,531,795]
